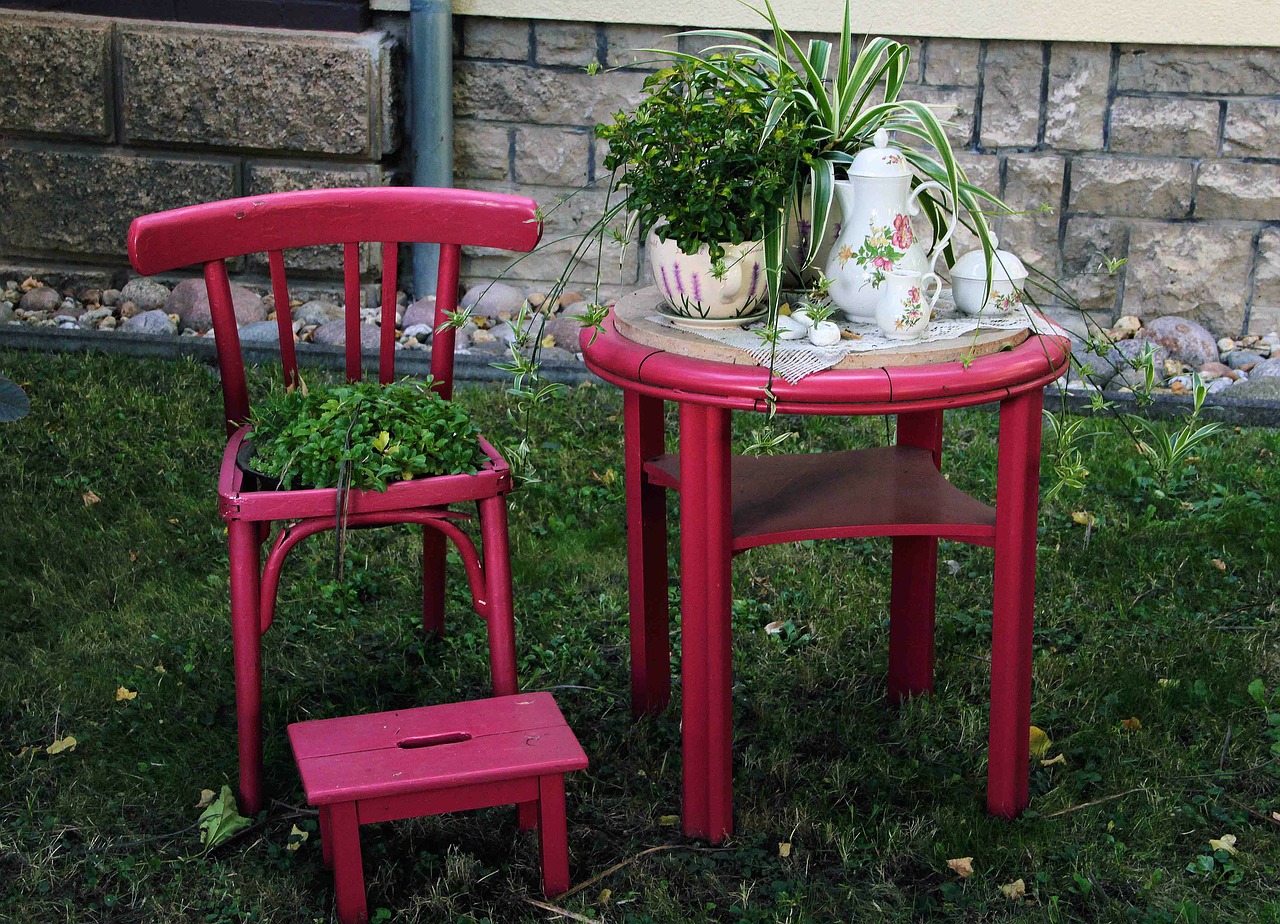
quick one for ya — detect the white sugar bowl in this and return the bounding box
[949,235,1029,316]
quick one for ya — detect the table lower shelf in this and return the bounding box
[644,445,997,551]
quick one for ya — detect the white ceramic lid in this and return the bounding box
[950,234,1028,281]
[849,129,912,178]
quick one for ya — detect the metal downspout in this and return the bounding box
[410,0,454,298]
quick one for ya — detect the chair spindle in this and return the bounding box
[379,242,399,384]
[343,242,361,383]
[267,250,300,390]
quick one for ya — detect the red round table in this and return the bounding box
[580,289,1072,844]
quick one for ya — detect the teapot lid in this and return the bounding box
[849,129,912,178]
[950,234,1028,282]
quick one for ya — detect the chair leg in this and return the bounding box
[320,805,334,869]
[624,391,671,716]
[422,526,446,638]
[988,389,1044,818]
[228,519,265,817]
[537,775,571,898]
[328,802,368,924]
[478,495,518,698]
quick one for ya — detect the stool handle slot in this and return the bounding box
[396,731,472,749]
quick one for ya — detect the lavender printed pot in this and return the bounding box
[647,229,767,328]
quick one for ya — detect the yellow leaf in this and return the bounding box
[1209,834,1238,855]
[1000,878,1026,900]
[16,745,43,758]
[1271,812,1280,823]
[195,789,216,809]
[1212,558,1227,571]
[82,490,101,506]
[47,735,77,755]
[1120,716,1143,731]
[168,518,179,525]
[115,686,138,702]
[1070,511,1094,526]
[1029,726,1051,760]
[286,823,309,851]
[657,815,680,826]
[598,889,612,905]
[540,334,557,349]
[1040,753,1067,767]
[778,842,792,858]
[764,620,786,636]
[947,857,974,878]
[154,664,166,674]
[372,430,391,453]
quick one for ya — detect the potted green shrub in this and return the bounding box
[597,53,810,327]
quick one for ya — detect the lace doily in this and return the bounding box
[650,293,1069,384]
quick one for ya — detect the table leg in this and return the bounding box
[889,410,943,700]
[679,403,734,843]
[625,392,671,716]
[988,388,1044,818]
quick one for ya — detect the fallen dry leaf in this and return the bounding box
[195,789,216,809]
[129,550,139,562]
[20,276,40,291]
[657,815,680,827]
[1040,753,1067,767]
[285,823,309,851]
[1029,726,1051,760]
[1209,834,1238,855]
[47,735,77,755]
[1212,558,1227,571]
[115,686,138,702]
[1000,878,1026,900]
[947,857,974,878]
[1120,717,1143,732]
[82,490,101,507]
[778,842,792,858]
[597,889,612,905]
[764,620,786,636]
[1070,511,1095,527]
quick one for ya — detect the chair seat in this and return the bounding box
[218,425,513,522]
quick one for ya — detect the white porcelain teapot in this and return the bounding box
[824,129,958,320]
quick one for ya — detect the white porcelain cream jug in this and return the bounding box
[824,129,958,320]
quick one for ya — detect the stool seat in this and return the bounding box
[289,693,588,922]
[290,694,588,804]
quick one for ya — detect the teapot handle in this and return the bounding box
[717,249,745,302]
[906,181,959,276]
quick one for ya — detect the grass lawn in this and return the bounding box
[1,349,1278,923]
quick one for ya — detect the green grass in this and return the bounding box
[1,349,1278,923]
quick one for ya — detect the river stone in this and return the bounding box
[291,300,344,326]
[1094,337,1169,389]
[101,288,121,307]
[165,278,266,333]
[1135,316,1219,368]
[1248,357,1280,378]
[538,313,587,350]
[0,303,14,323]
[312,320,381,350]
[119,277,171,312]
[237,321,282,344]
[1225,350,1265,369]
[401,296,435,329]
[17,286,61,313]
[459,281,525,322]
[122,309,178,335]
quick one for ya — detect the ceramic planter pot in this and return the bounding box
[647,228,767,328]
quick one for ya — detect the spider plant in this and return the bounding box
[671,0,1007,299]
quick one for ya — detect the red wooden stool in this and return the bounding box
[288,693,588,923]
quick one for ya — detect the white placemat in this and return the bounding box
[650,293,1069,384]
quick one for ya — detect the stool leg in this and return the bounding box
[518,801,538,831]
[319,806,333,869]
[422,526,446,638]
[625,391,671,716]
[988,389,1043,818]
[228,519,264,817]
[328,802,367,924]
[537,775,571,898]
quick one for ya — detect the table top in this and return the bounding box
[581,289,1071,416]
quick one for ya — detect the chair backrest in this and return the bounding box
[128,187,542,435]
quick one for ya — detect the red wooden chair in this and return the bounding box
[128,187,542,816]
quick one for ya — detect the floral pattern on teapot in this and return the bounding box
[836,213,913,289]
[896,285,926,330]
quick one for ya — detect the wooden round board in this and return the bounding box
[613,287,1031,370]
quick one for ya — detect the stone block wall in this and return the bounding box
[453,19,1280,335]
[0,11,400,283]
